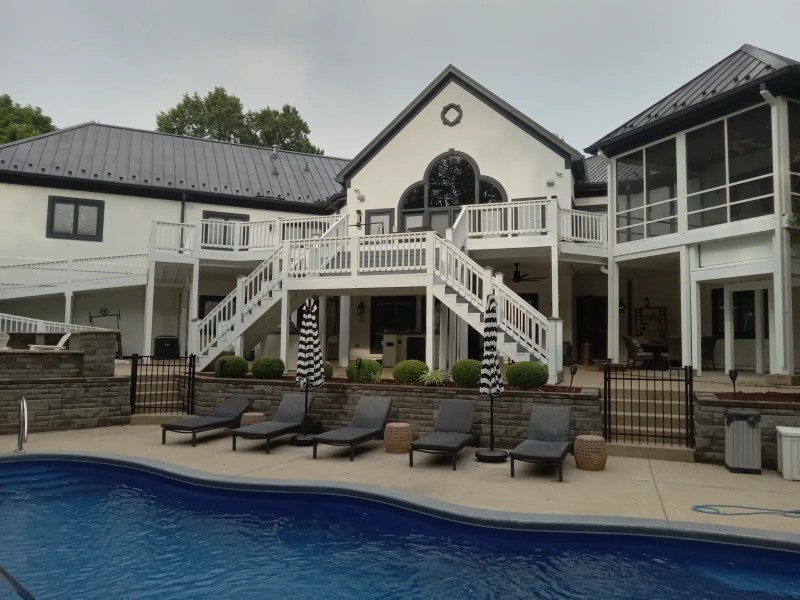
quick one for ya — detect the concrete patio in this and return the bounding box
[2,424,799,539]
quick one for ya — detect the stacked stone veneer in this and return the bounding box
[194,377,601,448]
[694,392,800,470]
[0,331,129,435]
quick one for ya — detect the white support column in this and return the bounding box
[550,246,559,318]
[608,260,620,362]
[689,247,701,374]
[448,308,458,365]
[755,288,764,374]
[723,285,733,373]
[318,295,327,361]
[142,260,156,356]
[679,246,691,368]
[64,291,73,324]
[546,317,564,384]
[438,305,449,369]
[425,288,435,368]
[279,289,290,369]
[458,319,468,361]
[768,287,777,374]
[338,295,351,368]
[189,259,200,320]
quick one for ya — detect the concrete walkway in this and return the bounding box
[2,425,799,539]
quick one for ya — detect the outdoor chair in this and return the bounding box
[409,399,478,471]
[702,336,718,370]
[0,332,9,350]
[29,332,70,351]
[312,396,392,461]
[622,336,652,367]
[161,395,253,447]
[509,405,572,482]
[230,392,311,453]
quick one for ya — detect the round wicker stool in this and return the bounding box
[573,435,607,471]
[240,412,267,427]
[384,422,412,454]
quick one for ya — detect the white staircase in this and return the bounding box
[191,219,562,383]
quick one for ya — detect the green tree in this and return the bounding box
[156,87,322,154]
[0,94,57,145]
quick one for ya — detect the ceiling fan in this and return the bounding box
[511,263,548,283]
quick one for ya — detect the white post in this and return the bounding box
[679,246,691,368]
[608,260,620,362]
[426,233,435,275]
[425,287,434,369]
[768,286,777,374]
[142,260,156,355]
[772,234,793,375]
[457,319,468,362]
[723,285,733,373]
[689,247,702,375]
[187,259,200,355]
[318,295,327,361]
[279,289,290,368]
[338,295,351,368]
[235,275,245,322]
[64,291,73,324]
[550,246,559,319]
[438,305,449,369]
[350,235,359,277]
[546,317,564,384]
[755,287,764,375]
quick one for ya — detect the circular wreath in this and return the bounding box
[440,103,463,127]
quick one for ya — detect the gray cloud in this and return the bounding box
[3,0,799,157]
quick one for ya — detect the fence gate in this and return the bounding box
[603,364,694,447]
[130,354,196,415]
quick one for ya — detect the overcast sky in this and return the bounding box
[3,0,800,159]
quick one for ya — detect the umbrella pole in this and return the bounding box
[489,393,495,451]
[302,378,309,436]
[475,391,508,463]
[291,377,315,446]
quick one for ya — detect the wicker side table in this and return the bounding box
[240,412,267,427]
[573,435,607,471]
[384,422,412,454]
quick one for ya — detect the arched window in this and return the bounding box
[399,151,506,235]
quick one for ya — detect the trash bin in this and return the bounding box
[724,408,761,474]
[154,335,180,359]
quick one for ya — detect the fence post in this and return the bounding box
[130,354,139,414]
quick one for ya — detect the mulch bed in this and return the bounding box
[714,392,800,403]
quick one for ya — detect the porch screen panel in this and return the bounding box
[645,139,677,237]
[787,101,800,216]
[615,150,644,243]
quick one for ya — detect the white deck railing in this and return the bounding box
[559,209,607,244]
[359,232,429,273]
[0,254,148,291]
[152,215,339,254]
[0,312,108,333]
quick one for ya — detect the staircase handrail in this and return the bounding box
[0,312,109,333]
[432,236,548,361]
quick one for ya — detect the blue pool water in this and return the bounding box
[1,460,799,600]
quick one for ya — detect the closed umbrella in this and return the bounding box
[475,294,508,462]
[291,297,324,446]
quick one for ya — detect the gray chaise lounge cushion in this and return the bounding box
[233,392,309,439]
[161,395,253,446]
[509,405,572,481]
[410,399,478,470]
[313,396,392,460]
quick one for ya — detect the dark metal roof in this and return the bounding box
[585,44,800,155]
[337,65,585,185]
[0,123,349,206]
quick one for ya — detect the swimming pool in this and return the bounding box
[1,456,799,600]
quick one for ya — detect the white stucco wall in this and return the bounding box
[345,80,572,229]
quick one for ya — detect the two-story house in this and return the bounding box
[1,43,797,383]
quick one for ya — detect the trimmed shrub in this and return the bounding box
[251,356,285,379]
[419,369,449,387]
[506,361,549,389]
[323,361,333,380]
[215,355,249,378]
[346,358,382,383]
[451,359,481,387]
[393,360,428,383]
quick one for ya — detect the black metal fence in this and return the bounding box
[603,364,694,447]
[130,354,196,415]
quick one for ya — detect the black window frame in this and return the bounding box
[46,196,105,242]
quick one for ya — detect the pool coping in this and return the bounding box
[2,451,800,552]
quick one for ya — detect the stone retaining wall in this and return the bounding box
[194,377,602,448]
[0,352,83,379]
[0,377,130,435]
[694,392,800,470]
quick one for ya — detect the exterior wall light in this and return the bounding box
[356,301,365,316]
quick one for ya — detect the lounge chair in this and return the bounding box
[409,399,478,471]
[622,336,652,367]
[29,332,70,351]
[161,395,253,447]
[0,332,9,350]
[230,392,311,453]
[509,405,572,481]
[312,396,392,461]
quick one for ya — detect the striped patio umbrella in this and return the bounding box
[293,297,324,444]
[476,294,508,462]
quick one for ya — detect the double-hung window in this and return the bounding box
[46,197,104,242]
